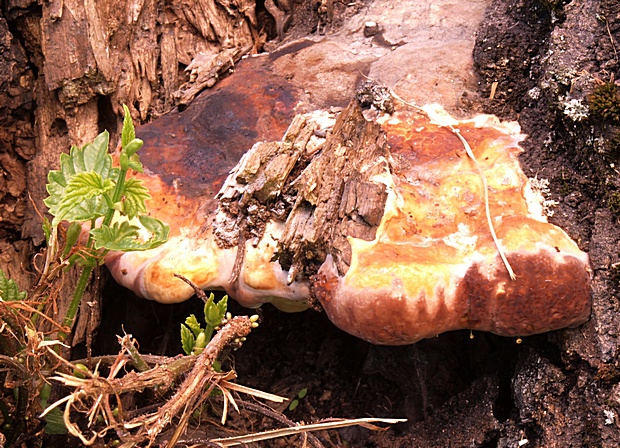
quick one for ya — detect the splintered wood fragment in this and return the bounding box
[276,101,389,278]
[490,81,498,100]
[177,45,253,106]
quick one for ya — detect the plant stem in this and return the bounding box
[204,324,215,344]
[121,335,150,372]
[103,165,128,227]
[58,265,93,342]
[59,159,129,342]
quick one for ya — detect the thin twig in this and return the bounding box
[604,16,618,62]
[174,273,210,302]
[119,334,149,372]
[210,417,406,446]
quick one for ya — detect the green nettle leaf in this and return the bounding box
[128,153,144,173]
[138,215,170,248]
[43,406,68,435]
[90,221,140,251]
[52,172,114,225]
[44,131,119,225]
[204,294,228,327]
[181,324,196,356]
[83,132,113,175]
[123,178,151,219]
[121,105,136,148]
[90,218,169,252]
[0,269,27,302]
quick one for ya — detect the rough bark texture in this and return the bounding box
[0,0,285,339]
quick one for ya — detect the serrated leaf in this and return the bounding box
[205,294,227,327]
[181,324,196,356]
[184,314,203,338]
[122,178,151,219]
[138,215,170,248]
[128,153,144,173]
[45,131,119,225]
[90,218,168,252]
[122,105,136,148]
[51,172,114,225]
[90,221,140,251]
[75,132,113,177]
[0,269,27,302]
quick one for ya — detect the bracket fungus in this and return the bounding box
[106,88,591,345]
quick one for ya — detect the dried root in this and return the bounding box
[40,314,403,447]
[42,316,267,446]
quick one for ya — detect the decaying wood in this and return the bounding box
[277,102,389,278]
[37,0,257,117]
[214,100,390,283]
[265,0,292,40]
[0,16,33,252]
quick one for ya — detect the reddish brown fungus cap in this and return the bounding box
[106,94,591,345]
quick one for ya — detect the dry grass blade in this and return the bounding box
[389,89,516,280]
[209,417,407,446]
[219,380,286,403]
[447,126,516,280]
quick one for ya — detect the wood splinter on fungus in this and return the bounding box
[106,93,592,345]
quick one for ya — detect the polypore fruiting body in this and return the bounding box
[307,107,591,344]
[106,98,591,345]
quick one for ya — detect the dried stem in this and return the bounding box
[134,316,253,443]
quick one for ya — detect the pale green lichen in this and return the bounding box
[558,95,589,121]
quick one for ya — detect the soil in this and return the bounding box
[4,0,620,447]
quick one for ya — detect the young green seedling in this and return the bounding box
[181,294,229,355]
[288,387,308,411]
[44,105,169,340]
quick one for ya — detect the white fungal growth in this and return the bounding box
[559,95,589,121]
[529,177,559,217]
